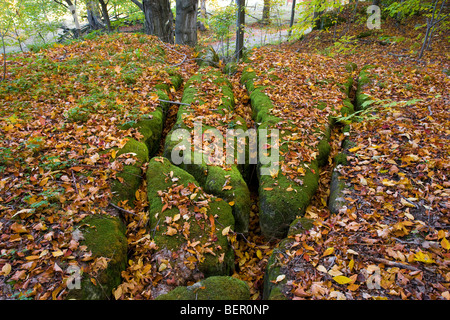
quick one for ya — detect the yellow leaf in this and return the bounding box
[222,225,231,236]
[228,201,235,206]
[382,179,396,186]
[165,226,177,236]
[1,263,11,276]
[322,247,334,257]
[113,286,122,300]
[441,237,450,250]
[413,251,435,264]
[39,177,49,187]
[52,250,64,257]
[333,275,352,285]
[349,259,354,271]
[25,255,40,261]
[158,263,167,272]
[256,250,263,260]
[348,146,360,153]
[316,265,327,273]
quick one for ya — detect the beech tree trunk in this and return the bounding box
[99,0,112,31]
[63,0,81,38]
[262,0,270,24]
[175,0,198,47]
[143,0,174,43]
[86,1,104,30]
[235,0,245,60]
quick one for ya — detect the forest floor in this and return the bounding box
[0,2,449,300]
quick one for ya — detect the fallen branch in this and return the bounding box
[159,99,190,106]
[367,256,421,272]
[109,202,137,216]
[388,52,427,64]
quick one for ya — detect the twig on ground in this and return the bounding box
[110,202,137,216]
[159,99,190,106]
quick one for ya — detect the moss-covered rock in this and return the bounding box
[258,162,319,239]
[66,214,127,300]
[163,68,251,233]
[110,138,148,207]
[241,67,327,239]
[146,157,235,277]
[263,217,313,300]
[156,276,250,300]
[328,140,354,214]
[110,72,183,207]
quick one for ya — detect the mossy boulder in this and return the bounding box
[66,214,127,300]
[146,157,235,277]
[110,138,148,207]
[258,161,320,239]
[119,106,165,156]
[263,217,313,300]
[328,140,354,214]
[156,276,250,300]
[163,68,251,233]
[241,68,327,240]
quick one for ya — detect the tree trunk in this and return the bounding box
[235,0,245,61]
[99,0,112,32]
[142,0,174,43]
[288,0,296,37]
[63,0,81,38]
[175,0,198,47]
[86,1,104,30]
[130,0,144,11]
[197,0,207,31]
[372,0,380,6]
[262,0,271,24]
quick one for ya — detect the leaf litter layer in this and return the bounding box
[263,2,450,300]
[0,33,197,299]
[1,3,449,299]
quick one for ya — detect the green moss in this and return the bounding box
[111,164,142,207]
[224,62,238,75]
[121,107,165,156]
[287,217,314,236]
[116,138,149,165]
[169,74,183,90]
[317,138,331,167]
[241,67,257,92]
[65,106,90,123]
[156,276,250,300]
[110,138,148,207]
[334,152,348,166]
[146,157,235,277]
[163,70,251,233]
[205,166,250,234]
[263,238,290,300]
[66,215,127,300]
[258,161,320,239]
